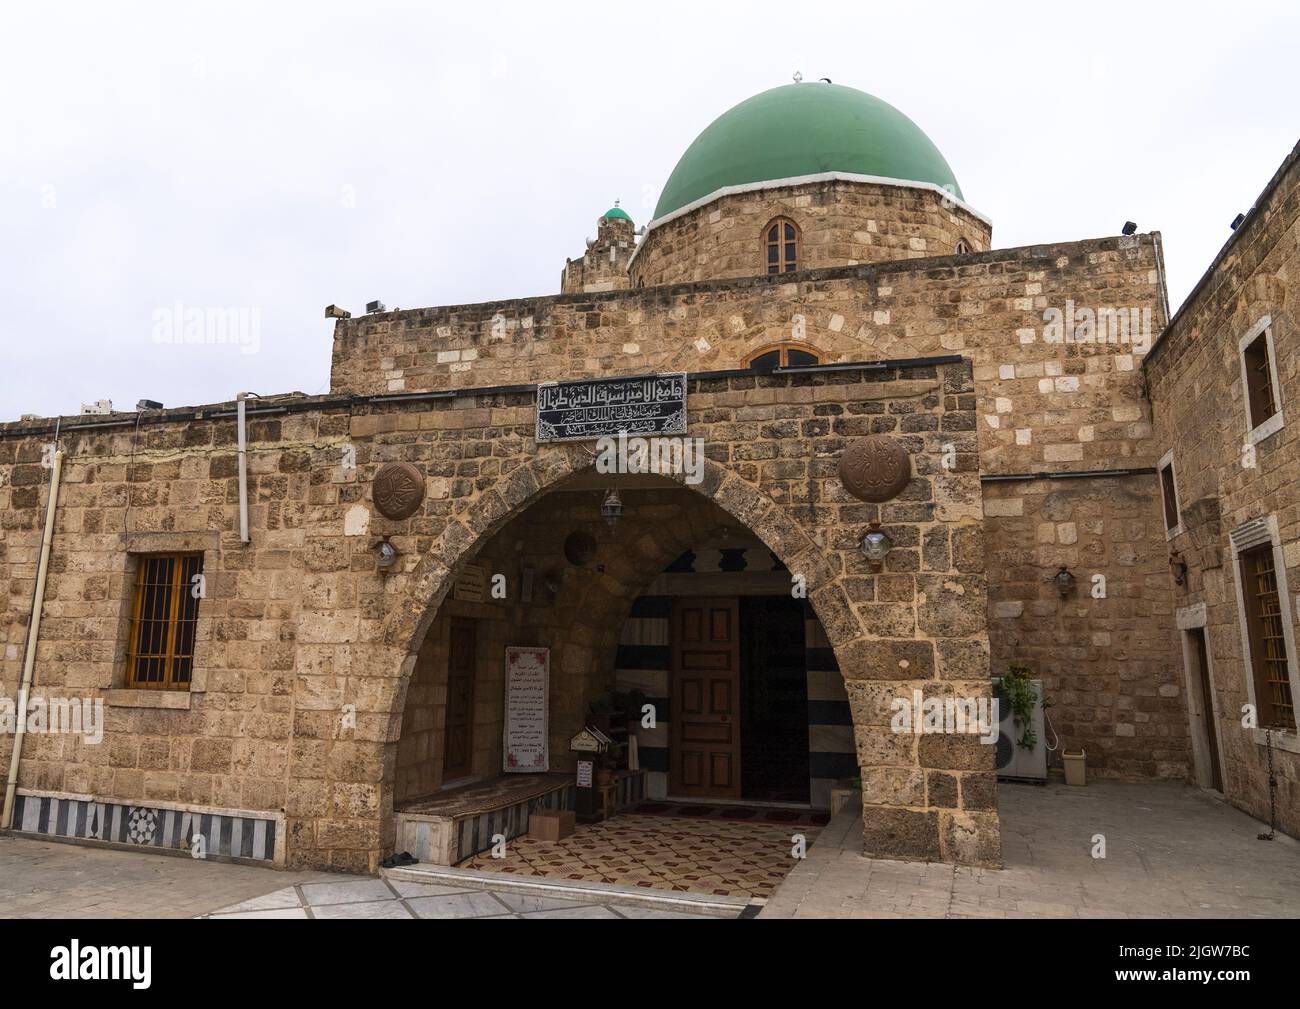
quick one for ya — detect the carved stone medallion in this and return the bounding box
[373,462,425,520]
[838,436,911,503]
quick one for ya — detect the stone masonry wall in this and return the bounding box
[629,178,991,289]
[331,232,1188,781]
[0,359,998,869]
[1145,142,1300,835]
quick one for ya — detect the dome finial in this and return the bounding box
[792,71,802,83]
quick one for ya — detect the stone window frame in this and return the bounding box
[1238,315,1284,446]
[1228,513,1300,752]
[955,239,972,255]
[107,532,218,710]
[1157,448,1184,540]
[1176,602,1226,791]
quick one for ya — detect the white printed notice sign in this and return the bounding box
[503,646,549,772]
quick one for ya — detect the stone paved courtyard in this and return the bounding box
[761,780,1300,918]
[3,781,1298,919]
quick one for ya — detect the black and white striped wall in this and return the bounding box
[10,790,281,864]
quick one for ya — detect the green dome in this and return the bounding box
[653,83,963,220]
[602,205,633,221]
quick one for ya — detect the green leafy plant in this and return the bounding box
[998,664,1047,750]
[588,688,646,723]
[597,740,627,771]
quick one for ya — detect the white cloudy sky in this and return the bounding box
[2,0,1296,420]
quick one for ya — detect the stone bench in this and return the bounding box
[395,774,575,865]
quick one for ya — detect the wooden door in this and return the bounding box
[1190,628,1223,791]
[670,598,741,798]
[442,619,476,781]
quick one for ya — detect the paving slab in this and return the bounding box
[760,779,1300,919]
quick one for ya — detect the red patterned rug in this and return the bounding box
[633,801,830,827]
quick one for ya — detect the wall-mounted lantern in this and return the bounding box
[861,521,893,571]
[1169,549,1189,586]
[375,537,398,574]
[1053,565,1076,598]
[601,489,623,530]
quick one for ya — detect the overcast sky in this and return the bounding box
[2,0,1296,420]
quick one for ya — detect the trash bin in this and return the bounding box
[1063,749,1087,786]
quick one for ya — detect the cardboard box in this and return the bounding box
[528,808,575,842]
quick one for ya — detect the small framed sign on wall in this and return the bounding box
[503,646,549,772]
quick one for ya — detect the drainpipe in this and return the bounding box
[2,446,64,829]
[237,392,250,544]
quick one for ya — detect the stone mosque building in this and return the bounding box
[1,81,1297,879]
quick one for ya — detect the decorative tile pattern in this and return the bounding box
[11,792,276,862]
[457,813,818,899]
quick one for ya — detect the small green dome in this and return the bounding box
[602,205,633,222]
[653,83,963,220]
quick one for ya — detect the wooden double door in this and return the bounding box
[669,598,742,798]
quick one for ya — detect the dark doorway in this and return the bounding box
[739,596,810,803]
[442,618,477,781]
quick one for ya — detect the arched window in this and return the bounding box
[955,239,972,255]
[763,217,800,274]
[747,343,821,371]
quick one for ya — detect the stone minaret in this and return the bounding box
[561,203,636,294]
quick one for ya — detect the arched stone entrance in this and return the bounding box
[280,357,996,872]
[367,437,998,872]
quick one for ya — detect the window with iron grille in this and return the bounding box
[126,553,203,689]
[763,217,799,275]
[1240,543,1294,729]
[1243,329,1278,432]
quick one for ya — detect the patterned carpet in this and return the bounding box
[457,813,819,899]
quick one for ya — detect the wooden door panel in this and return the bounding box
[710,679,733,714]
[680,751,704,787]
[709,607,732,640]
[681,609,702,642]
[681,721,733,743]
[710,752,734,788]
[680,678,704,715]
[670,597,741,799]
[683,651,728,670]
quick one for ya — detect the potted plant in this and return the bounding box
[997,664,1047,750]
[587,693,615,735]
[594,740,626,787]
[611,687,646,720]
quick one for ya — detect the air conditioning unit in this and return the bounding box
[994,677,1047,782]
